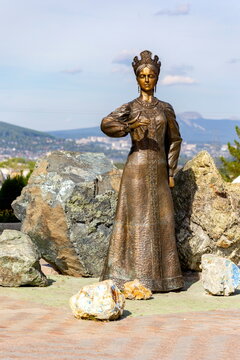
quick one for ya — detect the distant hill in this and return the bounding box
[0,121,60,159]
[177,113,240,144]
[0,121,121,160]
[48,127,102,139]
[0,116,239,162]
[48,114,240,144]
[0,121,54,140]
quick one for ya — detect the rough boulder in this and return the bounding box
[201,254,240,296]
[0,230,48,287]
[172,151,240,270]
[12,151,122,277]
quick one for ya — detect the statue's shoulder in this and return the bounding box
[123,98,140,111]
[111,101,132,114]
[129,98,138,105]
[157,100,176,120]
[158,99,175,113]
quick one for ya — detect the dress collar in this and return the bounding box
[136,96,159,109]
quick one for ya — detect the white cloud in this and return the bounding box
[112,50,136,66]
[0,1,238,129]
[155,3,190,16]
[111,64,132,74]
[60,68,82,75]
[161,75,196,86]
[168,65,194,75]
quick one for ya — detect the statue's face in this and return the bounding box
[137,67,158,92]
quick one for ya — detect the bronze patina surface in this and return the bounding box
[100,50,183,292]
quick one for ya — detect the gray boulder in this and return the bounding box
[173,151,240,270]
[12,151,121,277]
[201,254,240,296]
[0,230,48,287]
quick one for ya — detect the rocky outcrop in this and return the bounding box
[69,280,125,320]
[12,150,240,276]
[0,230,48,287]
[172,151,240,270]
[12,151,122,277]
[201,254,240,296]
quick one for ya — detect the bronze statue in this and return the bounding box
[100,50,184,292]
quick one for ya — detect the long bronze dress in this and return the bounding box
[100,96,184,292]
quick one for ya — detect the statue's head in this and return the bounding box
[132,50,161,93]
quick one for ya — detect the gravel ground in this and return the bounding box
[0,222,21,233]
[0,273,239,317]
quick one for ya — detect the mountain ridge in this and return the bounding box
[0,121,54,139]
[0,118,238,162]
[48,115,240,144]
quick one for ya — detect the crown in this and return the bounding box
[132,50,161,75]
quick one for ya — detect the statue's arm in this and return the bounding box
[164,103,182,179]
[101,103,131,138]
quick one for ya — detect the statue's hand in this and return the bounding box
[127,112,150,130]
[169,176,175,188]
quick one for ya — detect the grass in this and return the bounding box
[0,275,240,317]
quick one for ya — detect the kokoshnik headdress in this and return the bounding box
[132,50,161,76]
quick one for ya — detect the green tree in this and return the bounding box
[0,174,28,210]
[220,126,240,181]
[0,157,35,171]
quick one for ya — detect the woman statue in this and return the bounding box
[100,50,184,292]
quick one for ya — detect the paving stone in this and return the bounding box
[0,295,240,360]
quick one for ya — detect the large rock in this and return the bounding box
[69,280,125,320]
[12,151,121,277]
[173,151,240,270]
[0,230,48,287]
[201,254,240,296]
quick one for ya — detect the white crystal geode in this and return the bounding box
[69,280,125,320]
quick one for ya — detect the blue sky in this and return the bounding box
[0,0,239,131]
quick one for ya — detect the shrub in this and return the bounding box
[0,174,28,211]
[220,126,240,182]
[0,209,19,222]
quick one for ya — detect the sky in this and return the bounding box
[0,0,239,131]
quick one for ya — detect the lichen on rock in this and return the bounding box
[172,151,240,271]
[0,230,48,287]
[12,151,122,277]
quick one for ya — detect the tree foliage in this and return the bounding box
[0,174,28,210]
[0,157,35,171]
[220,126,240,181]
